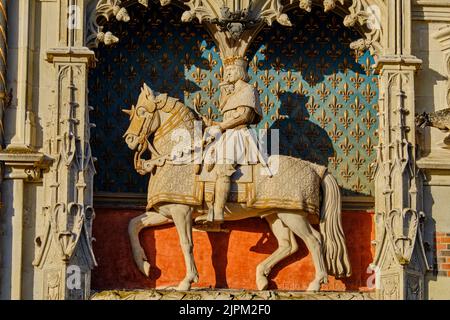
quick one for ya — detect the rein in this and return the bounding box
[134,101,194,174]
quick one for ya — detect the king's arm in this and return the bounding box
[203,106,255,131]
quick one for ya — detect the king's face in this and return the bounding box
[224,65,241,84]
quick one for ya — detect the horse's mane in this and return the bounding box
[158,94,200,121]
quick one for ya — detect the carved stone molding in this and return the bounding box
[87,0,385,62]
[0,151,52,182]
[433,25,450,107]
[344,0,383,58]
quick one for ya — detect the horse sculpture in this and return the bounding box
[123,84,351,291]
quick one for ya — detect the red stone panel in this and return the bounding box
[92,208,375,291]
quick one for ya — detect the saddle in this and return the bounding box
[197,165,253,203]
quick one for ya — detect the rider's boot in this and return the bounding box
[209,174,231,223]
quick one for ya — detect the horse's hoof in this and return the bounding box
[176,280,192,291]
[138,261,151,277]
[307,275,327,291]
[306,280,321,292]
[256,275,269,291]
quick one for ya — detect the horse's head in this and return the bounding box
[123,83,161,151]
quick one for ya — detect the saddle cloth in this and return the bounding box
[197,165,252,203]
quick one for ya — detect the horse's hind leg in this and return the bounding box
[256,213,299,290]
[129,211,172,276]
[163,204,199,291]
[278,213,328,291]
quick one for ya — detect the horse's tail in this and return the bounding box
[319,172,352,278]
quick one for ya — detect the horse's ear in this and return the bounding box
[122,105,135,118]
[143,83,155,99]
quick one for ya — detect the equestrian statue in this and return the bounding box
[122,56,351,291]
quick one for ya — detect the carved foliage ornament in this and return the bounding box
[87,0,383,57]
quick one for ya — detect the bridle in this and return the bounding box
[124,100,160,173]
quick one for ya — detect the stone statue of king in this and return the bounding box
[196,56,263,226]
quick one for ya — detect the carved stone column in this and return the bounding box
[31,1,97,300]
[0,0,7,147]
[372,0,430,300]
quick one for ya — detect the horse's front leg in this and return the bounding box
[129,211,172,276]
[162,204,199,291]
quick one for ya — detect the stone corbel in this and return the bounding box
[343,0,383,59]
[0,150,53,182]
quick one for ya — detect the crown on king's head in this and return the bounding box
[223,56,248,67]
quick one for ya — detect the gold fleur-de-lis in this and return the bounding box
[283,70,297,89]
[149,65,158,81]
[316,57,330,75]
[317,109,331,128]
[329,153,343,170]
[172,66,184,82]
[305,43,319,59]
[271,57,285,74]
[351,49,364,63]
[317,83,330,102]
[250,55,262,74]
[351,150,365,170]
[326,43,342,61]
[114,52,128,67]
[362,136,375,156]
[253,81,263,95]
[306,96,319,115]
[327,16,341,34]
[214,66,224,82]
[294,81,309,96]
[181,52,194,70]
[339,110,354,129]
[146,39,162,53]
[293,57,308,75]
[192,92,206,113]
[338,82,354,102]
[350,72,364,90]
[339,137,354,156]
[192,40,206,58]
[271,108,289,122]
[126,65,137,81]
[350,123,365,143]
[160,52,172,70]
[182,80,195,99]
[328,123,343,143]
[260,70,274,87]
[282,43,296,57]
[361,56,373,76]
[328,95,343,116]
[203,79,217,99]
[203,52,217,71]
[260,95,274,114]
[316,30,330,45]
[340,162,354,183]
[328,73,342,89]
[104,64,114,80]
[192,67,206,84]
[206,107,218,120]
[350,96,364,117]
[271,81,285,101]
[362,83,376,103]
[351,177,365,193]
[364,162,376,182]
[338,58,353,75]
[362,110,376,130]
[305,71,319,87]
